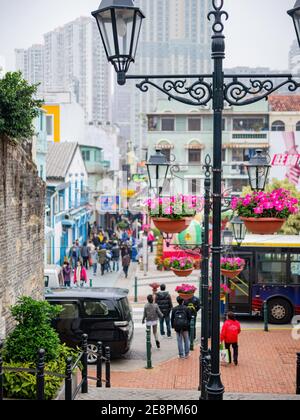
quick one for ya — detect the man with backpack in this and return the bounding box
[171,296,192,359]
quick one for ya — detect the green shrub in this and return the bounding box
[4,297,62,363]
[3,345,78,400]
[0,72,43,140]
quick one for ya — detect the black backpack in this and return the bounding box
[173,307,189,331]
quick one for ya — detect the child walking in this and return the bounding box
[221,312,241,366]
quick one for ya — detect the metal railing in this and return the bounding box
[0,335,111,401]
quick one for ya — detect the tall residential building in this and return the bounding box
[15,17,111,124]
[289,39,300,74]
[44,17,111,123]
[112,0,212,158]
[15,45,44,92]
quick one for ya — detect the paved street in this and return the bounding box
[76,257,300,400]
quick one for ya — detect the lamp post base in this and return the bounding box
[206,373,225,401]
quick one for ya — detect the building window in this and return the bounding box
[222,149,226,162]
[296,122,300,131]
[188,149,201,163]
[233,118,266,132]
[232,148,259,162]
[161,118,175,131]
[95,150,102,162]
[271,120,285,132]
[188,118,201,131]
[227,179,248,193]
[82,150,90,162]
[46,115,53,136]
[188,178,201,194]
[148,116,159,131]
[59,192,65,212]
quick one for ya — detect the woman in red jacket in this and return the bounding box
[221,312,241,365]
[73,260,88,288]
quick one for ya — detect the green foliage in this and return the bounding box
[4,297,62,363]
[0,71,43,140]
[117,221,129,230]
[242,178,300,235]
[3,345,79,400]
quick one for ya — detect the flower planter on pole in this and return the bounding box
[171,268,194,278]
[240,217,286,235]
[220,268,243,280]
[152,217,193,234]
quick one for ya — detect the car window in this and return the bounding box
[50,301,79,319]
[82,299,120,318]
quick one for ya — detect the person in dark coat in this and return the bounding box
[111,242,120,272]
[155,284,173,338]
[171,296,192,359]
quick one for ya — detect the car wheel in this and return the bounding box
[268,299,293,325]
[87,344,98,364]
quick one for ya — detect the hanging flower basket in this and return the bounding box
[152,217,193,234]
[231,189,299,236]
[221,268,243,279]
[170,257,194,277]
[146,195,203,235]
[171,268,194,278]
[240,217,286,235]
[221,257,245,279]
[175,284,197,301]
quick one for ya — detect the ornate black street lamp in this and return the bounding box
[92,0,145,85]
[246,149,271,192]
[222,229,234,248]
[231,216,247,247]
[288,0,300,48]
[146,149,170,195]
[93,0,300,400]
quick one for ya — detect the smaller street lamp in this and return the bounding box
[288,0,300,48]
[92,0,145,85]
[222,229,234,248]
[231,216,247,247]
[246,149,271,192]
[146,150,170,195]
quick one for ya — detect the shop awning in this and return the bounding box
[155,144,174,150]
[185,144,205,150]
[223,143,269,149]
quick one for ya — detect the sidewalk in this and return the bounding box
[86,330,299,397]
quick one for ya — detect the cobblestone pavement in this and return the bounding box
[77,388,300,401]
[85,330,299,396]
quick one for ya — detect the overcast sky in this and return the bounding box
[0,0,297,72]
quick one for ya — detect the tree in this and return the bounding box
[0,71,43,140]
[242,178,300,235]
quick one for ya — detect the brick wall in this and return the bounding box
[0,136,45,338]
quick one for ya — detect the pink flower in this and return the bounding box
[254,206,264,215]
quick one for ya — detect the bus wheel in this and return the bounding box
[268,299,293,325]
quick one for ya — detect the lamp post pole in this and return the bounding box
[92,0,300,403]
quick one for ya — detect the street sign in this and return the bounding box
[97,195,120,213]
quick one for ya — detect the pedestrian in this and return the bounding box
[69,242,80,270]
[122,252,131,278]
[147,230,155,253]
[112,241,120,272]
[171,296,192,359]
[92,234,100,249]
[73,260,88,288]
[81,241,89,269]
[184,294,201,340]
[62,261,71,288]
[90,248,99,276]
[220,312,241,366]
[155,284,173,338]
[142,294,163,349]
[98,246,108,276]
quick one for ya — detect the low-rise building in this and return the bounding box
[147,99,270,195]
[46,142,91,265]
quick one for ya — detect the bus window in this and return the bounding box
[290,254,300,285]
[257,253,288,285]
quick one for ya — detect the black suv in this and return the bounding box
[45,288,134,362]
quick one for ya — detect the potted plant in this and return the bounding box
[221,257,245,279]
[232,189,299,235]
[146,195,203,234]
[155,257,164,271]
[170,257,194,277]
[175,284,197,300]
[163,258,171,271]
[220,283,232,299]
[150,282,160,294]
